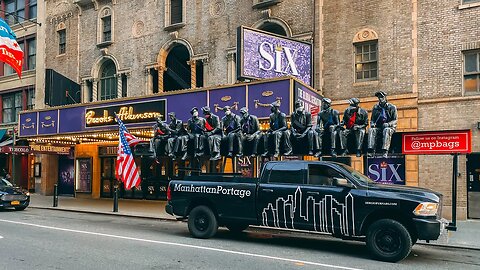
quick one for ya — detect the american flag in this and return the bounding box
[115,116,141,190]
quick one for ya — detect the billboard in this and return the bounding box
[237,26,312,85]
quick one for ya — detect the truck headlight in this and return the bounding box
[413,202,438,217]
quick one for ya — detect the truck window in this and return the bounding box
[268,164,304,185]
[307,164,343,186]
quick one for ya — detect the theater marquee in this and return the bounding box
[85,100,166,128]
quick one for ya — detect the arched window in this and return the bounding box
[99,60,117,100]
[258,22,287,36]
[164,44,191,91]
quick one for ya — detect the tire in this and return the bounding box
[366,219,412,262]
[188,205,218,239]
[226,223,249,233]
[14,206,27,211]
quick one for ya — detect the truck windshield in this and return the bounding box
[0,178,13,187]
[337,164,375,185]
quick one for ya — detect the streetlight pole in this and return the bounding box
[11,127,16,186]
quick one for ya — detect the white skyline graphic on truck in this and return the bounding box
[261,187,356,236]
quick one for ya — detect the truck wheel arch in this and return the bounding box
[187,198,218,217]
[360,210,417,240]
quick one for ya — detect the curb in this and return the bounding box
[416,242,480,251]
[29,206,480,251]
[29,206,179,222]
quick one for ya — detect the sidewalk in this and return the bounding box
[28,194,480,250]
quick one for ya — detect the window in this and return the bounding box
[464,51,480,93]
[102,16,112,42]
[165,0,185,29]
[227,51,236,84]
[170,0,183,24]
[308,165,343,186]
[354,41,378,81]
[58,29,66,55]
[29,0,37,19]
[27,89,35,110]
[27,38,36,70]
[98,7,113,45]
[5,0,25,25]
[99,60,117,100]
[268,164,304,184]
[2,92,22,123]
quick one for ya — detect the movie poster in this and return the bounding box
[58,156,74,195]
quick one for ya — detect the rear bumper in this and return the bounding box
[413,218,442,240]
[165,203,174,216]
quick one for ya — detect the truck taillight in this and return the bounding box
[167,185,171,201]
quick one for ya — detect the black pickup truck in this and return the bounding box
[166,160,445,262]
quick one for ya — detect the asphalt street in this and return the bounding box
[0,209,479,270]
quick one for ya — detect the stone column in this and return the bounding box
[189,59,196,89]
[117,73,123,98]
[92,79,98,101]
[157,66,165,93]
[146,69,153,94]
[201,58,208,87]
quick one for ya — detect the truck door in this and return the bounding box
[257,163,306,230]
[303,164,357,236]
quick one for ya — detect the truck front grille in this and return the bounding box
[2,194,28,201]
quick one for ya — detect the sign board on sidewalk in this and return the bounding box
[402,130,472,155]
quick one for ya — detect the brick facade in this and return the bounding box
[44,0,316,97]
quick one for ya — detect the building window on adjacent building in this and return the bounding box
[165,0,185,29]
[58,29,66,55]
[27,38,36,70]
[464,51,480,94]
[27,88,35,110]
[354,41,378,82]
[5,0,25,25]
[29,0,37,19]
[99,60,118,100]
[2,92,22,123]
[121,74,128,97]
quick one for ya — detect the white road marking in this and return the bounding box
[0,218,363,270]
[0,235,3,239]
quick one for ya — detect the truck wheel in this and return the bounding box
[226,223,249,233]
[366,219,412,262]
[188,205,218,239]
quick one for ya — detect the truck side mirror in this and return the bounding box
[333,177,354,188]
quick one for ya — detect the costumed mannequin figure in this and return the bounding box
[339,98,368,157]
[166,112,186,160]
[201,106,223,161]
[151,116,170,161]
[367,91,397,157]
[239,107,262,157]
[263,101,292,158]
[315,98,340,157]
[221,106,242,157]
[290,100,316,155]
[186,107,206,158]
